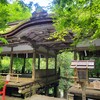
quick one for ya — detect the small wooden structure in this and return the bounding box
[71,60,95,82]
[70,60,96,100]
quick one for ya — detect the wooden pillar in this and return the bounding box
[46,50,49,77]
[9,46,13,73]
[54,85,58,97]
[46,52,49,70]
[74,50,77,60]
[38,54,40,69]
[45,87,49,96]
[79,52,84,60]
[74,50,78,83]
[63,89,67,99]
[80,82,86,100]
[21,54,26,73]
[45,50,49,96]
[55,54,57,75]
[32,49,36,81]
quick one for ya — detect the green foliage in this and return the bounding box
[0,0,31,32]
[88,57,100,77]
[0,75,4,90]
[84,56,100,77]
[13,58,23,71]
[51,0,100,44]
[0,1,9,31]
[40,58,46,69]
[25,58,32,71]
[0,37,8,44]
[48,58,55,69]
[7,1,31,22]
[0,37,8,53]
[1,56,10,71]
[57,52,74,90]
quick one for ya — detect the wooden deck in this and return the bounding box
[0,69,60,98]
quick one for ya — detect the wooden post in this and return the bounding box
[80,82,86,100]
[45,87,49,96]
[21,54,26,73]
[32,49,36,81]
[74,50,77,60]
[38,54,40,69]
[54,85,58,97]
[79,52,84,60]
[86,68,88,85]
[63,89,67,99]
[55,54,57,75]
[45,50,49,96]
[74,50,77,83]
[46,50,49,78]
[10,46,13,73]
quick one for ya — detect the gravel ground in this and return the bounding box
[0,95,66,100]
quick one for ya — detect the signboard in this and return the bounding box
[71,60,95,69]
[70,60,95,82]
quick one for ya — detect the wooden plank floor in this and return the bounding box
[7,78,33,87]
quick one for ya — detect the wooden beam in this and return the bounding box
[50,45,72,50]
[37,40,73,45]
[9,46,13,73]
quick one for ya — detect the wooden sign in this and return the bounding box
[70,60,95,82]
[71,60,95,69]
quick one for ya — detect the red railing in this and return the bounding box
[0,81,9,100]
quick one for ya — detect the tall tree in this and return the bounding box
[51,0,100,44]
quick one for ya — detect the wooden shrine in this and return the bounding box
[0,7,73,98]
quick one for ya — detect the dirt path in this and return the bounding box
[0,95,66,100]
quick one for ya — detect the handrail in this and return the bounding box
[0,81,9,100]
[0,73,21,83]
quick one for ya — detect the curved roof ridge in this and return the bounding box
[2,16,52,38]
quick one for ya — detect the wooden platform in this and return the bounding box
[68,85,100,99]
[0,69,60,98]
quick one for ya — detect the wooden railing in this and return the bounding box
[0,69,60,83]
[0,73,21,83]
